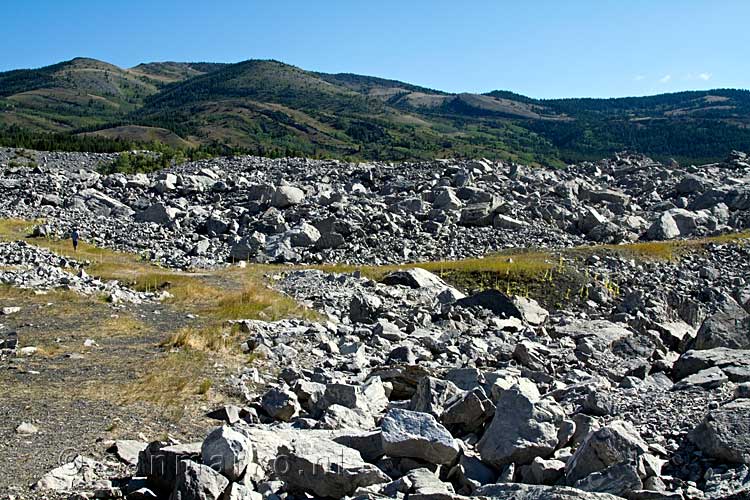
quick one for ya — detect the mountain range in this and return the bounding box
[2,57,750,165]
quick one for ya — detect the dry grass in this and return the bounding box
[310,232,750,308]
[1,215,748,421]
[96,314,148,337]
[0,218,320,417]
[197,379,213,395]
[117,349,211,420]
[0,218,315,324]
[587,230,750,262]
[591,240,684,261]
[162,324,239,352]
[0,218,37,238]
[312,250,553,286]
[211,283,315,322]
[706,230,750,244]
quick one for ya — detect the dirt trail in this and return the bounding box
[0,284,247,496]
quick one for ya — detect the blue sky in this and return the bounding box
[1,0,748,98]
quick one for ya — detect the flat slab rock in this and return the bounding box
[473,482,623,499]
[277,435,390,498]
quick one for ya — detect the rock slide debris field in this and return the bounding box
[0,147,749,500]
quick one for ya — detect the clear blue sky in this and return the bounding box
[2,0,748,98]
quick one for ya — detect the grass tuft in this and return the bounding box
[161,324,238,353]
[118,349,209,420]
[197,379,212,395]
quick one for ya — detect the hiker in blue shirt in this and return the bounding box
[71,228,80,252]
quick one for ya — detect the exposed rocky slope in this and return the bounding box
[32,257,750,500]
[1,148,749,269]
[1,149,749,500]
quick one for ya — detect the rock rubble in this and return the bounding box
[4,147,750,499]
[36,259,750,500]
[1,148,749,269]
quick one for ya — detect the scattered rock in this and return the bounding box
[381,408,460,465]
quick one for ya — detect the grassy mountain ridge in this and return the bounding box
[1,57,749,164]
[129,62,228,84]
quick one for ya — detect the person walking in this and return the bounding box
[71,228,80,252]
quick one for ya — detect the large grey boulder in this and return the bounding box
[587,221,629,243]
[645,212,680,240]
[171,460,229,500]
[552,319,645,381]
[205,215,231,235]
[277,436,389,497]
[521,457,566,486]
[201,425,253,481]
[137,441,202,492]
[690,399,750,463]
[78,188,135,217]
[228,232,266,261]
[477,388,565,468]
[493,214,529,230]
[433,187,463,210]
[578,206,608,233]
[672,366,728,391]
[382,267,448,289]
[410,376,465,417]
[319,404,376,430]
[246,183,276,203]
[225,483,262,500]
[580,187,630,206]
[260,386,300,422]
[691,188,729,210]
[271,186,305,208]
[33,455,102,492]
[314,231,345,250]
[264,234,302,263]
[565,421,648,484]
[332,430,385,463]
[349,293,383,324]
[136,203,180,225]
[382,267,465,303]
[737,287,750,314]
[512,296,549,326]
[448,454,497,492]
[669,208,710,236]
[459,203,496,226]
[441,388,496,434]
[316,377,388,416]
[288,223,320,247]
[110,440,148,466]
[381,408,460,465]
[573,462,642,496]
[455,290,523,319]
[691,298,750,350]
[676,174,707,194]
[392,197,427,214]
[727,188,750,209]
[408,467,456,496]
